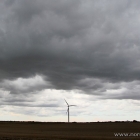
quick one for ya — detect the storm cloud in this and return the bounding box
[1,0,140,104]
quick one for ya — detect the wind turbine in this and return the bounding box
[64,99,76,123]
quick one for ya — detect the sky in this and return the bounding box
[0,0,140,122]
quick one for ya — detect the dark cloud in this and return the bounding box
[0,0,140,101]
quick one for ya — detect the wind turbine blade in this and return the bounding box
[69,105,76,106]
[64,99,69,106]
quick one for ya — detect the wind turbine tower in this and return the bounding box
[64,99,76,123]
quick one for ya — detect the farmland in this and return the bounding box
[0,121,139,140]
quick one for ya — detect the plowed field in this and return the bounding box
[0,121,139,140]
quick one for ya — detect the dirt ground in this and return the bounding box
[0,121,139,140]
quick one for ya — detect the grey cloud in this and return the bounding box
[3,102,59,108]
[4,0,15,6]
[12,0,46,24]
[0,0,140,100]
[98,81,140,100]
[0,75,52,94]
[0,89,60,108]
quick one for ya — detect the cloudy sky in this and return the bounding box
[0,0,140,122]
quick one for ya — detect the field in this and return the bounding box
[0,121,139,140]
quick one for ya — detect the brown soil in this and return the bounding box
[0,121,139,140]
